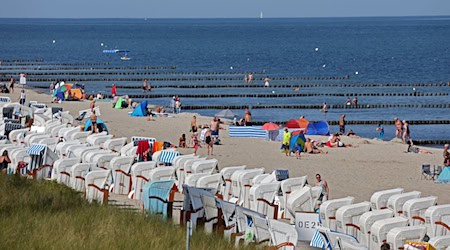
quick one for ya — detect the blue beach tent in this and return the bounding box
[306,121,330,136]
[130,100,148,117]
[84,118,109,134]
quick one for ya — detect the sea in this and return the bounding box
[0,17,449,142]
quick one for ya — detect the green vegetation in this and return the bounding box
[0,175,251,249]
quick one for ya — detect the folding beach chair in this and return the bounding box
[421,164,434,180]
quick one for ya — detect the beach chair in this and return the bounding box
[8,148,30,175]
[219,165,246,201]
[369,217,409,250]
[70,163,96,191]
[285,185,321,222]
[233,205,265,246]
[191,159,219,174]
[52,157,81,183]
[87,134,113,147]
[148,167,175,182]
[370,188,404,210]
[56,140,80,158]
[201,194,219,234]
[421,164,435,180]
[196,173,222,191]
[267,219,298,250]
[387,191,421,216]
[231,168,265,207]
[280,176,308,211]
[248,182,280,218]
[183,157,206,175]
[156,150,180,166]
[386,225,428,250]
[182,185,215,230]
[102,137,127,152]
[85,169,111,204]
[215,198,238,239]
[424,204,450,237]
[252,216,271,247]
[358,209,394,247]
[335,201,371,239]
[143,180,178,220]
[428,235,450,250]
[129,161,157,200]
[185,173,209,187]
[316,226,367,250]
[82,149,112,163]
[68,145,100,159]
[110,156,135,195]
[50,124,69,137]
[172,155,200,192]
[93,152,120,169]
[319,197,355,231]
[69,131,92,143]
[402,196,438,225]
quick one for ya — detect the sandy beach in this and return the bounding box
[8,87,449,205]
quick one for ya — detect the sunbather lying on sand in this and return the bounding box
[407,142,432,154]
[326,133,353,148]
[305,138,327,154]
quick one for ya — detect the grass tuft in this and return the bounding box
[0,175,254,249]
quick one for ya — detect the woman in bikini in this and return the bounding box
[0,150,11,174]
[205,128,213,155]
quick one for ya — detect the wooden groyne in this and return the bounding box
[101,92,448,99]
[181,104,450,110]
[0,66,177,71]
[105,82,450,89]
[0,62,111,66]
[0,75,350,82]
[250,120,450,126]
[0,59,44,63]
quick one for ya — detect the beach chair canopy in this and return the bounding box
[306,120,330,136]
[84,118,109,134]
[130,100,148,117]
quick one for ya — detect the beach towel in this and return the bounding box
[152,141,163,154]
[136,140,150,161]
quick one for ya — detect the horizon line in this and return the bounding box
[0,14,449,20]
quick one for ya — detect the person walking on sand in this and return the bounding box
[402,120,413,145]
[394,117,403,139]
[205,128,213,155]
[315,174,329,207]
[339,115,346,135]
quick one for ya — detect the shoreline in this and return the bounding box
[4,87,450,204]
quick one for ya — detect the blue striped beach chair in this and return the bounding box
[0,96,11,103]
[158,150,180,166]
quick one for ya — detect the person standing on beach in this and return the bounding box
[90,110,97,133]
[376,123,384,140]
[9,76,15,93]
[402,120,413,145]
[315,174,329,207]
[49,82,55,94]
[19,89,26,105]
[282,128,291,156]
[90,99,96,112]
[191,115,197,133]
[443,144,450,166]
[339,115,346,135]
[205,128,213,155]
[394,117,403,139]
[111,83,117,97]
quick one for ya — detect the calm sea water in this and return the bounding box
[0,17,449,140]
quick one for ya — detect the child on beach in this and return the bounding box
[192,133,200,155]
[179,134,186,148]
[376,123,384,140]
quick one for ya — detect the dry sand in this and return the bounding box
[10,87,450,205]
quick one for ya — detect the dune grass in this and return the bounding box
[0,175,253,249]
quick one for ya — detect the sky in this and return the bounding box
[0,0,449,18]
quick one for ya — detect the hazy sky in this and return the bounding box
[1,0,449,18]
